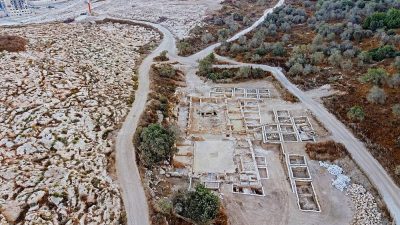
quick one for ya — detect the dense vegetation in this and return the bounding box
[177,0,277,56]
[215,0,400,185]
[138,123,177,167]
[173,185,220,224]
[364,8,400,30]
[198,53,270,82]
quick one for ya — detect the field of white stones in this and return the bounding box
[0,22,159,224]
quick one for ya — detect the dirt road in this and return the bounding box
[114,19,175,225]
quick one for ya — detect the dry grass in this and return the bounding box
[0,35,27,52]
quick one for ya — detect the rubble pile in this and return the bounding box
[319,161,350,191]
[0,22,160,224]
[346,184,382,225]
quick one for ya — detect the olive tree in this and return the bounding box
[359,68,388,86]
[392,104,400,116]
[139,124,177,167]
[173,185,220,224]
[347,105,365,121]
[367,86,387,104]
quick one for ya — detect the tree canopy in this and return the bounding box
[139,124,177,167]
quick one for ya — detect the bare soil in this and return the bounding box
[305,141,348,162]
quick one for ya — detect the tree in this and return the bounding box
[311,51,325,64]
[393,104,400,117]
[396,136,400,148]
[387,73,400,88]
[393,56,400,70]
[288,63,304,76]
[363,8,400,30]
[367,86,387,104]
[272,42,286,56]
[157,50,169,61]
[201,33,215,44]
[236,66,252,79]
[156,64,176,78]
[173,185,220,224]
[367,45,398,61]
[177,41,192,55]
[347,106,365,121]
[139,124,177,167]
[328,49,343,67]
[198,53,215,77]
[359,68,388,86]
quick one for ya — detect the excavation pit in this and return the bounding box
[288,155,306,166]
[290,166,311,179]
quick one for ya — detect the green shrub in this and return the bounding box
[173,185,219,224]
[272,42,286,56]
[359,68,388,86]
[347,106,365,121]
[157,64,176,78]
[198,53,215,77]
[363,8,400,31]
[138,124,177,167]
[177,41,193,55]
[367,45,398,62]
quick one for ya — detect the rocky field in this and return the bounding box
[0,22,160,224]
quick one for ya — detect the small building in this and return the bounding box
[1,0,31,17]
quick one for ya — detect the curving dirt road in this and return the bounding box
[112,18,176,225]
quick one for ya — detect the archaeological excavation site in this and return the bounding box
[141,61,393,225]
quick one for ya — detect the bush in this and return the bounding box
[288,63,304,77]
[138,124,177,167]
[367,86,387,104]
[0,35,27,52]
[394,56,400,70]
[198,53,215,77]
[272,42,286,56]
[395,165,400,176]
[201,33,215,44]
[311,52,325,64]
[393,104,400,117]
[387,73,400,88]
[396,137,400,148]
[359,68,388,86]
[236,66,252,79]
[328,50,343,67]
[367,45,398,61]
[177,41,193,55]
[173,185,219,224]
[363,8,400,31]
[156,64,176,78]
[156,50,169,61]
[347,106,365,121]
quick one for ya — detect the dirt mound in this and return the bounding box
[0,35,27,52]
[305,141,348,161]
